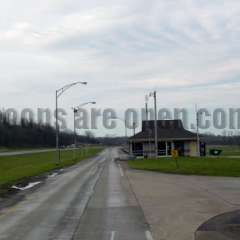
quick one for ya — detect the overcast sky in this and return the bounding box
[0,0,240,135]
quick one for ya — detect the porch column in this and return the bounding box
[165,141,168,157]
[129,141,133,154]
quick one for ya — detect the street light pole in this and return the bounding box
[55,81,87,164]
[56,90,60,164]
[195,104,201,157]
[145,95,151,157]
[73,108,77,159]
[149,91,158,158]
[145,95,149,121]
[153,91,158,158]
[124,119,127,138]
[133,122,136,136]
[72,101,96,160]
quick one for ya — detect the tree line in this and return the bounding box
[201,133,240,146]
[0,112,98,148]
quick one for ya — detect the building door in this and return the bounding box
[158,142,166,156]
[132,142,143,156]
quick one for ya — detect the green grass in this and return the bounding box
[128,157,240,177]
[0,147,103,192]
[207,145,240,156]
[0,147,50,153]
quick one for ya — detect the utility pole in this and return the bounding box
[73,108,77,160]
[72,101,96,160]
[124,119,127,139]
[149,91,158,158]
[145,95,151,158]
[195,104,200,157]
[145,96,148,121]
[55,90,60,164]
[153,91,158,158]
[133,122,136,136]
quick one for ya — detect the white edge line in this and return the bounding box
[118,164,124,177]
[110,231,116,240]
[145,230,154,240]
[12,181,41,191]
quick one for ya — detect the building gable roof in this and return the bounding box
[130,120,197,141]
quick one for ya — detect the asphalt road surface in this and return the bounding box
[0,148,152,240]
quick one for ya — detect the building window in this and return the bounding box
[158,142,166,156]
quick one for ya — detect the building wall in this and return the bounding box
[188,141,198,157]
[184,141,190,156]
[143,142,155,158]
[130,140,198,157]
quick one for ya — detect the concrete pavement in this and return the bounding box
[125,167,240,240]
[0,148,80,157]
[74,148,151,240]
[0,149,55,157]
[0,148,153,240]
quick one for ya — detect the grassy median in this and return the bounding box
[0,147,103,191]
[128,157,240,177]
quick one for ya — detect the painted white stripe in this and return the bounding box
[145,230,154,240]
[12,181,41,191]
[118,164,124,177]
[49,173,58,178]
[110,231,116,240]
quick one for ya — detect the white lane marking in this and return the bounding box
[49,173,58,178]
[118,164,124,177]
[12,181,41,191]
[110,231,116,240]
[145,231,154,240]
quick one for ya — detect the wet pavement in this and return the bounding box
[0,148,152,240]
[74,148,150,240]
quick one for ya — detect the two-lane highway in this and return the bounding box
[0,148,153,240]
[74,148,152,240]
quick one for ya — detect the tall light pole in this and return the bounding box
[145,95,151,157]
[55,81,87,164]
[145,95,149,121]
[72,101,96,159]
[133,122,136,136]
[195,104,201,157]
[149,91,158,158]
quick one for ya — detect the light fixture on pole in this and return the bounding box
[72,101,96,159]
[55,81,87,164]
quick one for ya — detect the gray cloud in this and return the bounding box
[0,0,240,135]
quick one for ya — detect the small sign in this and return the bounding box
[172,149,179,158]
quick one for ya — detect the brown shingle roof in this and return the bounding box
[130,120,197,141]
